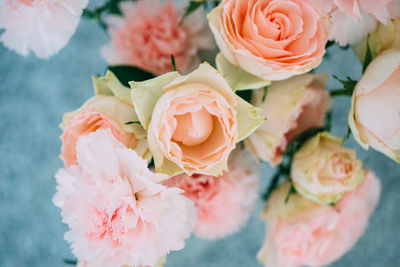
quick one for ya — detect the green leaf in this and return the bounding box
[108,66,154,87]
[63,258,77,265]
[284,184,297,204]
[325,40,335,48]
[342,125,351,144]
[362,35,373,73]
[331,75,357,97]
[170,55,177,72]
[262,86,268,102]
[125,121,141,125]
[180,1,204,24]
[108,0,125,15]
[235,89,252,103]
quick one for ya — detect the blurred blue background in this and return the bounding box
[1,9,400,267]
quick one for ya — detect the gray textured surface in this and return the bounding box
[0,17,400,267]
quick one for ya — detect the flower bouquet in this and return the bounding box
[1,0,399,266]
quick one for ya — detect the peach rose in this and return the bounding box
[349,49,400,163]
[130,63,264,176]
[258,171,381,267]
[245,73,331,166]
[61,71,149,167]
[207,0,328,81]
[102,0,214,75]
[0,0,88,58]
[291,132,365,204]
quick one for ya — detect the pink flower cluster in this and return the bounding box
[37,0,398,265]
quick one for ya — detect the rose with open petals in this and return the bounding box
[208,0,328,81]
[349,49,400,163]
[163,149,259,239]
[291,132,365,204]
[0,0,88,58]
[258,171,381,267]
[130,63,264,176]
[60,72,149,167]
[102,0,214,75]
[54,129,196,267]
[245,73,331,166]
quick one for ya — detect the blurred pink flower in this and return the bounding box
[164,149,259,239]
[309,0,400,45]
[0,0,88,58]
[54,129,196,267]
[258,171,381,267]
[102,0,215,75]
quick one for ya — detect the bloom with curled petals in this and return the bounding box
[208,0,328,81]
[53,129,196,267]
[163,149,259,239]
[309,0,400,46]
[258,171,381,267]
[0,0,88,58]
[130,63,264,177]
[245,73,331,166]
[102,0,214,75]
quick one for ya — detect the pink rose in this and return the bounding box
[258,171,381,267]
[245,73,331,166]
[0,0,88,58]
[131,63,264,176]
[163,149,259,239]
[60,95,148,167]
[54,129,196,267]
[310,0,400,45]
[207,0,328,81]
[102,0,214,75]
[349,49,400,163]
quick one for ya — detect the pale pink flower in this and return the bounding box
[54,129,196,267]
[258,171,381,267]
[309,0,400,45]
[349,49,400,163]
[102,0,214,75]
[0,0,88,58]
[163,149,259,239]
